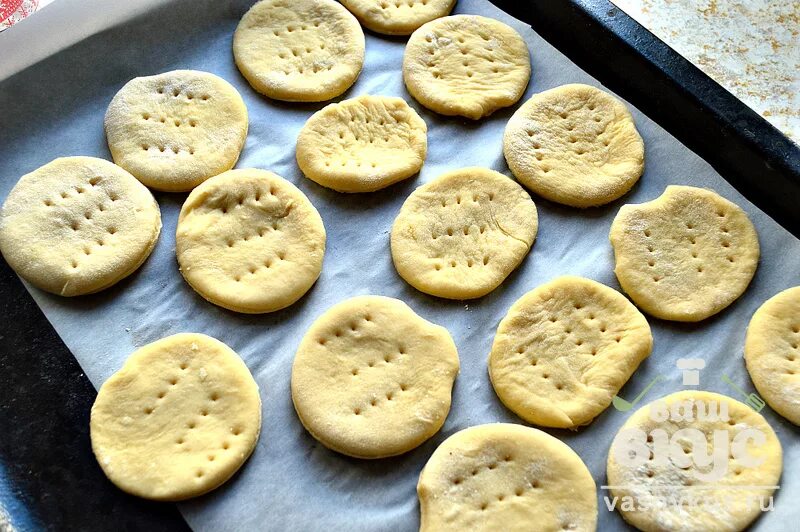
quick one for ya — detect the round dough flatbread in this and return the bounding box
[340,0,455,35]
[90,333,261,501]
[403,15,531,120]
[504,84,644,208]
[233,0,365,102]
[418,423,597,531]
[176,168,325,314]
[489,276,652,429]
[607,391,781,532]
[105,70,248,192]
[296,95,427,192]
[391,167,538,300]
[610,185,759,322]
[745,286,800,425]
[291,295,459,458]
[0,156,161,296]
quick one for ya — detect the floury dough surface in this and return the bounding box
[1,0,800,530]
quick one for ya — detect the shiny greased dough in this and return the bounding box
[607,391,782,532]
[504,84,644,208]
[403,15,530,119]
[233,0,365,102]
[291,296,459,458]
[176,169,325,314]
[418,423,597,531]
[296,95,427,192]
[745,286,800,425]
[489,276,652,428]
[90,333,261,501]
[0,157,161,296]
[610,185,759,322]
[105,70,248,192]
[340,0,455,35]
[391,167,538,299]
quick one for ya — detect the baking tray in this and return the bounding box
[1,0,799,530]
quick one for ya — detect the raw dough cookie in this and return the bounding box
[291,295,459,458]
[607,391,782,532]
[233,0,365,102]
[610,185,759,322]
[391,167,538,299]
[504,84,644,208]
[745,286,800,425]
[176,169,325,313]
[403,15,531,119]
[418,423,597,531]
[296,95,427,192]
[105,70,248,192]
[90,333,261,501]
[340,0,455,35]
[0,157,161,296]
[489,276,652,429]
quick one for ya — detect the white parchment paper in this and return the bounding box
[1,0,799,530]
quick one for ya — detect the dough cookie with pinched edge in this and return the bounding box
[489,276,652,429]
[90,333,261,501]
[233,0,365,102]
[610,185,759,322]
[403,15,531,119]
[176,169,325,314]
[391,167,538,299]
[291,296,459,458]
[504,84,644,208]
[418,423,597,531]
[296,95,427,192]
[341,0,455,35]
[0,156,161,296]
[105,70,248,192]
[745,286,800,425]
[607,390,782,532]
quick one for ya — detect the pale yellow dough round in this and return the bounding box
[176,169,326,314]
[610,185,759,322]
[105,70,248,192]
[340,0,455,35]
[233,0,365,102]
[0,157,161,296]
[296,95,427,192]
[745,286,800,425]
[504,84,644,208]
[391,167,538,299]
[403,15,531,119]
[418,423,597,531]
[291,295,459,458]
[607,391,782,532]
[90,333,262,501]
[489,276,652,429]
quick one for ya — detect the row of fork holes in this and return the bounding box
[156,87,209,100]
[142,114,197,128]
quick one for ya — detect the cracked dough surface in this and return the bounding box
[607,391,781,532]
[403,15,530,119]
[296,95,427,192]
[418,423,597,531]
[233,0,365,102]
[291,295,459,458]
[0,156,161,296]
[90,333,261,501]
[745,286,800,425]
[105,70,248,192]
[504,84,644,208]
[176,168,325,314]
[489,276,652,429]
[340,0,455,35]
[391,167,538,299]
[610,185,759,322]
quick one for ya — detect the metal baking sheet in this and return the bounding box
[1,0,799,530]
